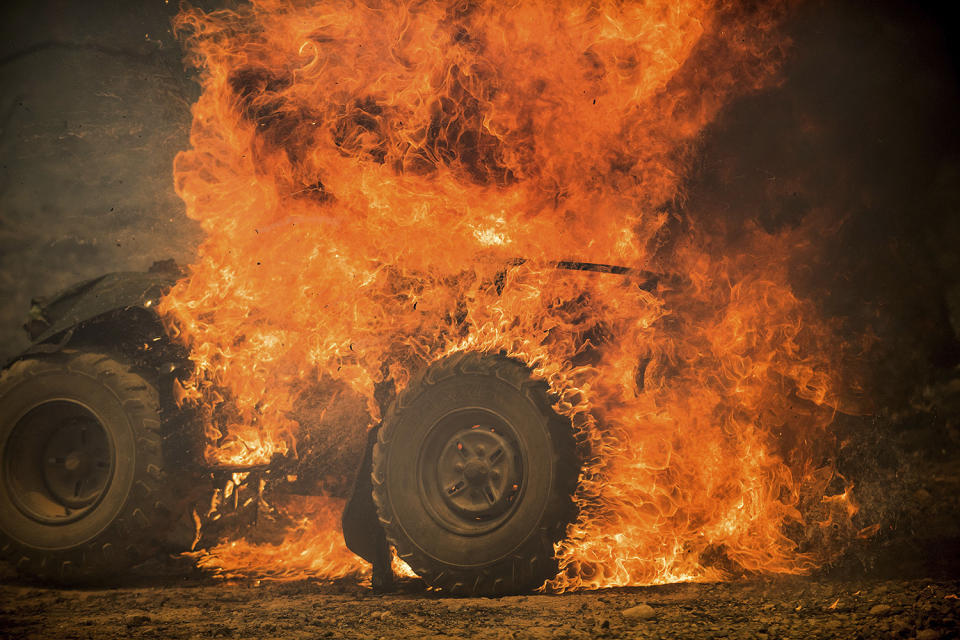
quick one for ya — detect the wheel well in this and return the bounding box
[35,307,201,472]
[61,308,178,362]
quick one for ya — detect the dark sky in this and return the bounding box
[0,0,957,409]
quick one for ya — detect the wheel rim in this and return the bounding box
[5,400,114,524]
[418,408,525,535]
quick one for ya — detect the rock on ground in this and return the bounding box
[1,576,958,640]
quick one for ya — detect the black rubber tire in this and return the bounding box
[0,351,178,583]
[372,352,578,596]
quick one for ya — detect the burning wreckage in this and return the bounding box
[0,1,867,596]
[0,259,647,593]
[0,249,853,595]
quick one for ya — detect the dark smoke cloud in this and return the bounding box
[685,0,960,411]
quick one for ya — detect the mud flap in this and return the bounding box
[341,424,394,590]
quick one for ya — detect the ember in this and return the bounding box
[157,0,862,588]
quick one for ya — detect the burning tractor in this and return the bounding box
[0,260,641,594]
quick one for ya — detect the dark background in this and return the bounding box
[687,0,960,411]
[0,0,957,407]
[0,1,202,362]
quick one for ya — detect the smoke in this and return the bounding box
[681,0,960,575]
[682,0,960,409]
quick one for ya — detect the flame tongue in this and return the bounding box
[161,0,858,585]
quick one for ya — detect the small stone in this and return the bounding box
[127,615,152,626]
[869,604,892,616]
[517,627,553,640]
[916,630,940,640]
[891,618,911,634]
[622,603,656,620]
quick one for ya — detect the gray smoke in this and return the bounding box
[0,2,203,362]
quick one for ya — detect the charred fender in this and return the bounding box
[21,261,180,352]
[371,351,578,595]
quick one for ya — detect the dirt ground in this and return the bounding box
[3,410,959,640]
[2,574,959,640]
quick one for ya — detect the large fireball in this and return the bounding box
[160,0,862,588]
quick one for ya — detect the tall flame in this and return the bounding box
[160,0,861,586]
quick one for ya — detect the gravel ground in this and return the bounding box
[2,575,959,639]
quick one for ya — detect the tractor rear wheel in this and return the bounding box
[0,351,181,582]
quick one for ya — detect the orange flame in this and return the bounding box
[188,495,363,581]
[160,0,862,586]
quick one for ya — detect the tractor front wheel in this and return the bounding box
[372,352,578,595]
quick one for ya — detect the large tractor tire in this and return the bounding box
[372,352,578,595]
[0,350,179,582]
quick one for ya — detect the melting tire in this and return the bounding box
[372,352,578,595]
[0,351,177,582]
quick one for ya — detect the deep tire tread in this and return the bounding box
[372,351,578,596]
[0,351,180,584]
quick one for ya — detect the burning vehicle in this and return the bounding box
[0,260,621,594]
[0,0,872,597]
[0,250,849,595]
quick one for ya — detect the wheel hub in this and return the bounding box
[436,425,521,520]
[41,419,112,509]
[463,460,489,483]
[5,401,114,523]
[64,452,84,472]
